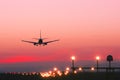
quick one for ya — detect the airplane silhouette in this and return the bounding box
[22,31,59,46]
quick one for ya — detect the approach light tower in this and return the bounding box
[71,56,76,73]
[96,56,100,72]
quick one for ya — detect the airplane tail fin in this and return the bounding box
[40,30,41,39]
[39,30,48,40]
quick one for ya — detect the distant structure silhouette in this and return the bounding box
[107,55,113,72]
[107,55,113,68]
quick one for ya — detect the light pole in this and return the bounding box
[71,56,75,73]
[96,56,100,72]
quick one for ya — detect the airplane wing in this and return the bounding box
[43,39,59,44]
[22,40,37,44]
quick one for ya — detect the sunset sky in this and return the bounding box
[0,0,120,72]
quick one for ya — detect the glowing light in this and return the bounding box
[52,72,56,77]
[57,70,60,74]
[57,70,62,76]
[74,70,77,74]
[96,56,100,60]
[91,67,95,71]
[41,69,63,78]
[53,67,57,71]
[66,67,70,71]
[64,71,69,75]
[79,67,82,71]
[40,72,51,77]
[49,71,52,74]
[71,56,75,60]
[58,73,62,76]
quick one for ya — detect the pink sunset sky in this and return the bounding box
[0,0,120,72]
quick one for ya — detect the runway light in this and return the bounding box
[79,67,82,71]
[57,70,60,74]
[49,71,52,74]
[52,72,56,77]
[57,70,62,76]
[74,70,77,74]
[53,67,57,71]
[91,67,95,71]
[64,71,69,75]
[66,67,70,71]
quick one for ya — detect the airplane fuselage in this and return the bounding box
[38,39,43,44]
[35,39,47,46]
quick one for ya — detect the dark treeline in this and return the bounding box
[0,73,42,80]
[0,72,120,80]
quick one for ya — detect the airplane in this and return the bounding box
[22,31,59,46]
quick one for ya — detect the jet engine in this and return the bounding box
[34,43,38,46]
[43,43,47,46]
